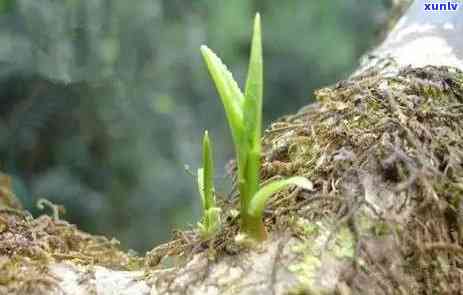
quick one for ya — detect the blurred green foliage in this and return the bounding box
[0,0,390,251]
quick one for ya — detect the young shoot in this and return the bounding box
[201,14,313,241]
[197,131,221,239]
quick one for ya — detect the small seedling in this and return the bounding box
[197,131,221,239]
[201,13,313,241]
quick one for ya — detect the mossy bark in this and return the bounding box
[2,1,463,294]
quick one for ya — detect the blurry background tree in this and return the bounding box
[0,0,391,251]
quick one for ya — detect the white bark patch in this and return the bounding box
[50,263,150,295]
[94,266,149,295]
[391,36,462,69]
[145,234,302,295]
[361,0,463,71]
[50,263,92,295]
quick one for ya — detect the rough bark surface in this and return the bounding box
[2,1,463,294]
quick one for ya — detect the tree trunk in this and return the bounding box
[2,1,463,294]
[358,0,463,72]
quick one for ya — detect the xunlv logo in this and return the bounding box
[424,2,460,11]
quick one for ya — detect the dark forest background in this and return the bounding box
[0,0,393,252]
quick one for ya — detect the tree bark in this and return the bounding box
[359,0,463,71]
[2,1,463,294]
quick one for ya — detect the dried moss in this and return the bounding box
[149,64,463,293]
[262,65,463,293]
[0,205,143,293]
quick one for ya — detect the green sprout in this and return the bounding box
[201,13,313,241]
[197,131,221,239]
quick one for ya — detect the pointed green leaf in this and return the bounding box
[198,207,222,239]
[241,13,263,205]
[197,168,205,206]
[244,13,263,148]
[248,177,313,218]
[197,132,221,239]
[202,131,214,210]
[206,207,221,228]
[200,46,245,146]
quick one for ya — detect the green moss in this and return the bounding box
[288,254,322,289]
[331,226,355,259]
